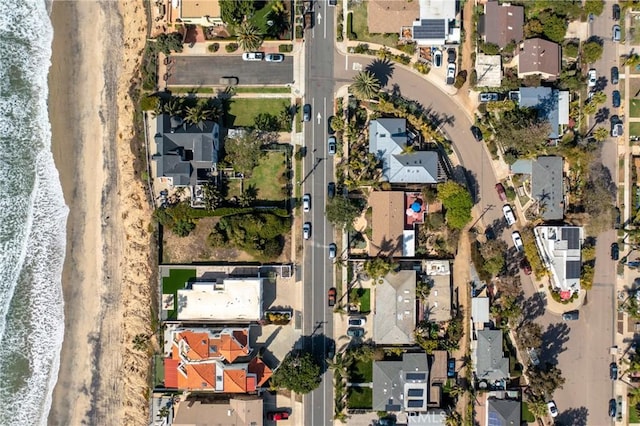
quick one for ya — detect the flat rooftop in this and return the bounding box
[177,279,263,321]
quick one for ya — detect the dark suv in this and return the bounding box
[611,242,620,261]
[613,3,621,20]
[611,67,619,85]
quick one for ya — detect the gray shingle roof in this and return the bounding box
[531,156,564,221]
[487,398,521,426]
[374,270,417,345]
[519,87,560,139]
[373,353,429,412]
[475,329,509,384]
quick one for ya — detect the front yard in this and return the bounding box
[630,122,640,138]
[347,387,373,409]
[246,151,288,202]
[161,268,197,320]
[225,98,291,128]
[348,2,399,47]
[349,359,373,383]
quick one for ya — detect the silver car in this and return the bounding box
[302,194,311,212]
[303,222,311,240]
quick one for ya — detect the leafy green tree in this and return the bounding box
[516,321,542,349]
[582,163,615,234]
[224,130,265,175]
[582,40,604,63]
[584,0,605,16]
[526,398,550,419]
[201,182,222,210]
[563,42,579,58]
[494,108,551,158]
[219,0,255,24]
[528,362,565,399]
[437,181,473,230]
[155,32,184,54]
[236,21,263,52]
[524,19,544,38]
[350,71,381,100]
[270,352,321,394]
[173,219,196,237]
[542,14,568,43]
[254,112,280,131]
[364,256,398,281]
[325,197,364,230]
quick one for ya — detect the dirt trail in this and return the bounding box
[453,229,472,422]
[457,0,477,115]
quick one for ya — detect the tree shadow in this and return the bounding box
[539,322,570,365]
[365,58,395,87]
[520,292,548,323]
[595,107,610,124]
[554,406,589,426]
[450,165,479,204]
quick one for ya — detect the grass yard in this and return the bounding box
[246,151,288,201]
[234,87,291,94]
[167,86,214,94]
[224,178,243,199]
[347,387,373,409]
[631,99,640,118]
[359,288,371,313]
[249,0,274,34]
[225,98,290,128]
[349,359,373,383]
[630,404,640,423]
[521,401,536,423]
[162,268,197,320]
[153,354,165,387]
[630,122,640,137]
[349,3,399,47]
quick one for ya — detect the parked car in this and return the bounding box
[347,327,364,338]
[303,222,311,240]
[219,76,238,86]
[302,194,311,212]
[265,53,285,62]
[328,287,337,307]
[326,340,335,359]
[562,310,579,321]
[502,204,516,227]
[613,3,621,20]
[447,48,456,64]
[613,24,621,42]
[328,116,336,135]
[479,92,499,102]
[329,0,338,5]
[588,69,597,87]
[495,183,507,201]
[446,63,456,85]
[611,115,624,137]
[609,398,617,417]
[242,52,264,61]
[613,90,621,108]
[447,358,456,378]
[470,125,483,142]
[612,66,619,84]
[520,258,532,275]
[327,182,336,199]
[511,231,524,252]
[614,207,621,229]
[433,50,442,68]
[348,317,366,326]
[328,243,337,259]
[547,401,559,418]
[611,242,620,260]
[267,411,290,421]
[328,136,337,155]
[303,104,311,122]
[610,362,619,380]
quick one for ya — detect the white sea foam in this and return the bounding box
[0,0,69,424]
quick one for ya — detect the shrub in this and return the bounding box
[394,54,411,65]
[336,23,344,42]
[505,186,516,201]
[479,42,500,55]
[354,43,370,54]
[397,42,417,55]
[225,42,239,52]
[208,42,220,53]
[469,69,478,87]
[173,219,196,237]
[347,12,356,39]
[413,61,430,74]
[295,25,303,39]
[278,44,293,53]
[453,70,467,89]
[140,95,158,111]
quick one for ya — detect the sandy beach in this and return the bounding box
[48,1,151,425]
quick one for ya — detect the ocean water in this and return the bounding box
[0,1,69,424]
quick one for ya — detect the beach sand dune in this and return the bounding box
[48,1,151,425]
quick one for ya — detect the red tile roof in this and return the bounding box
[249,357,273,387]
[164,358,179,388]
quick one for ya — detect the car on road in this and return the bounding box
[610,362,619,380]
[447,358,456,378]
[611,242,620,260]
[265,53,285,62]
[495,183,507,201]
[303,104,311,122]
[242,52,264,61]
[547,401,558,418]
[219,76,239,86]
[447,48,456,64]
[267,411,290,421]
[328,287,337,307]
[613,24,621,42]
[562,310,579,321]
[520,258,532,275]
[511,231,524,252]
[348,317,366,327]
[587,69,597,87]
[433,50,442,67]
[329,0,337,5]
[614,207,621,229]
[347,327,364,338]
[479,92,499,102]
[471,125,483,141]
[609,398,617,417]
[303,222,311,240]
[502,204,516,227]
[328,116,336,135]
[611,66,619,84]
[302,194,311,212]
[611,115,624,137]
[613,90,621,108]
[327,182,336,199]
[328,243,337,259]
[446,63,456,85]
[328,136,337,155]
[613,3,621,20]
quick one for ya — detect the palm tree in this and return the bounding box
[162,97,184,116]
[526,398,549,419]
[236,21,263,52]
[590,91,607,106]
[185,105,213,128]
[350,71,381,100]
[444,410,463,426]
[266,1,289,38]
[593,126,609,142]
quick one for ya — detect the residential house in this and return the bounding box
[471,297,490,332]
[172,396,263,426]
[410,0,461,46]
[517,38,562,81]
[421,261,451,323]
[373,353,430,412]
[474,329,509,389]
[167,0,224,27]
[534,226,583,296]
[518,87,570,140]
[428,350,448,408]
[369,118,445,184]
[374,270,417,345]
[165,327,251,361]
[510,156,565,221]
[367,0,420,34]
[485,396,521,426]
[152,113,220,190]
[480,0,524,48]
[475,54,502,88]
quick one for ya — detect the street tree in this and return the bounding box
[590,91,607,106]
[516,321,542,349]
[270,352,321,394]
[528,362,565,399]
[593,126,609,142]
[437,181,473,230]
[584,0,605,16]
[583,101,597,116]
[582,40,604,63]
[350,71,381,100]
[325,196,364,230]
[224,130,265,175]
[236,21,263,52]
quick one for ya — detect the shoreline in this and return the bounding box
[48,1,151,425]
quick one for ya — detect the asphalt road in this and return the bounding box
[302,3,337,425]
[165,56,293,86]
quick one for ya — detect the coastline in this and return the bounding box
[48,1,151,425]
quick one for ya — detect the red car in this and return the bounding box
[328,287,337,307]
[495,183,507,202]
[267,411,290,421]
[521,258,532,275]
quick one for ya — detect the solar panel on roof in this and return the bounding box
[562,227,580,249]
[488,411,503,426]
[566,260,581,279]
[407,399,424,408]
[407,388,423,397]
[413,19,446,39]
[405,372,426,381]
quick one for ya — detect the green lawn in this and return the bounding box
[224,178,243,200]
[359,288,371,313]
[347,387,373,409]
[630,404,640,423]
[246,151,287,201]
[234,87,291,94]
[225,98,290,128]
[249,0,274,34]
[630,122,640,137]
[162,268,197,320]
[630,99,640,118]
[153,354,165,387]
[349,359,373,383]
[167,87,214,94]
[349,3,399,47]
[521,401,535,422]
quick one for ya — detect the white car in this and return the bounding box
[547,401,558,418]
[433,50,442,67]
[242,52,264,61]
[265,53,285,62]
[446,63,456,85]
[302,194,311,212]
[588,69,597,87]
[502,204,516,227]
[511,231,524,252]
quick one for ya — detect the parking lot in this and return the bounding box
[166,55,293,86]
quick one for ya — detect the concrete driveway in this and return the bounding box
[166,55,293,86]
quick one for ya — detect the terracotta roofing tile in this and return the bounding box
[224,369,248,393]
[164,358,179,388]
[179,331,210,360]
[185,363,217,390]
[249,357,273,387]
